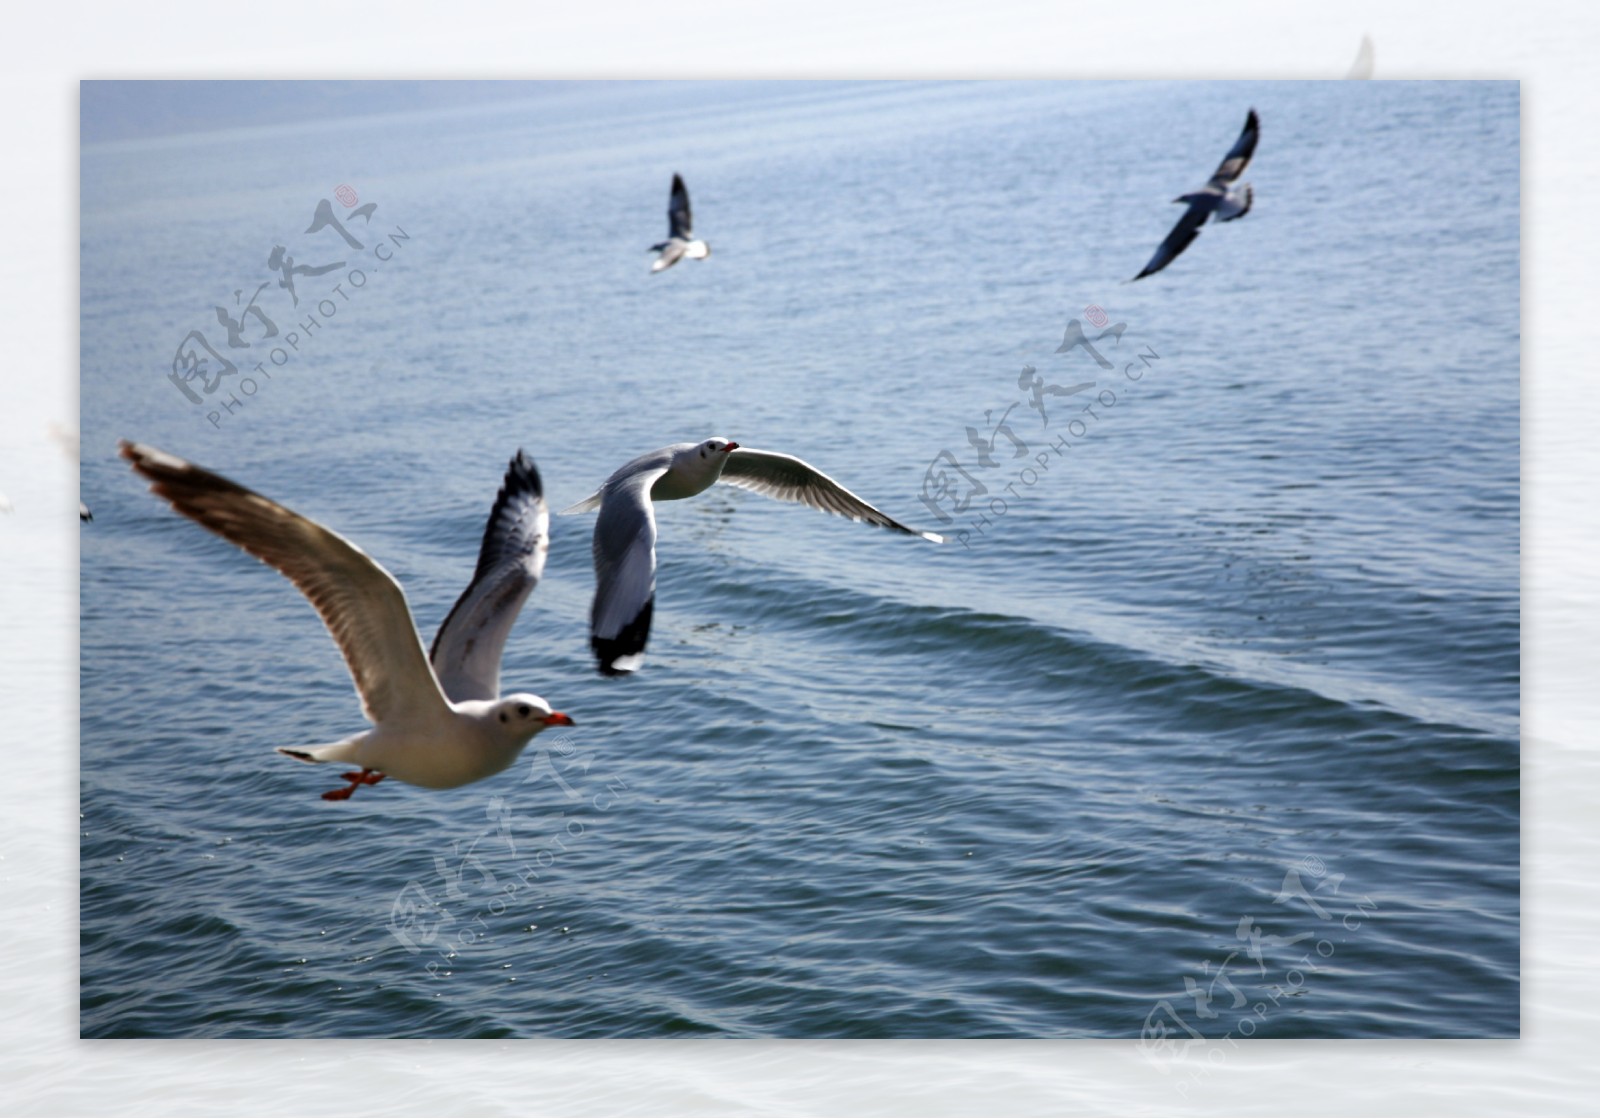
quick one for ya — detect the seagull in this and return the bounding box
[649,173,710,273]
[1133,109,1259,281]
[46,422,92,520]
[1347,35,1376,79]
[121,442,572,801]
[561,439,943,676]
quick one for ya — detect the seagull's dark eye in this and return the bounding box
[518,704,531,718]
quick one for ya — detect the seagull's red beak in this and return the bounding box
[544,712,575,727]
[723,442,739,452]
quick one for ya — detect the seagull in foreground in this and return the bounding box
[561,439,943,676]
[1133,108,1259,281]
[121,442,572,801]
[650,173,710,273]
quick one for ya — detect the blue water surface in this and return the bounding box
[79,80,1519,1039]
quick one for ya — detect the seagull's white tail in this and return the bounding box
[559,491,603,515]
[277,740,362,766]
[1216,183,1253,222]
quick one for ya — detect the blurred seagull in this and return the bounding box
[1347,35,1376,79]
[121,442,572,801]
[46,421,92,520]
[562,439,943,676]
[650,173,710,273]
[1133,109,1259,281]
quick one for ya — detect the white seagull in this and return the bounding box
[561,439,943,676]
[1347,35,1376,80]
[121,442,572,801]
[41,422,92,520]
[650,173,710,273]
[1134,108,1259,281]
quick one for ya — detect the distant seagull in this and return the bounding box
[121,442,572,801]
[1347,35,1376,79]
[650,173,710,273]
[46,422,92,521]
[1133,109,1259,281]
[562,439,943,676]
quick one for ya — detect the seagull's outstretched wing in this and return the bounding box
[668,173,693,240]
[651,242,687,273]
[719,448,944,542]
[590,466,669,675]
[120,440,449,727]
[1207,109,1259,188]
[430,451,549,703]
[1134,201,1208,281]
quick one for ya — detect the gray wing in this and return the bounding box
[120,441,449,727]
[1134,201,1208,280]
[668,173,693,240]
[719,448,944,542]
[652,240,687,273]
[1207,109,1259,188]
[590,466,668,675]
[430,451,549,703]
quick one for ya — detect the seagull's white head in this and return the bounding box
[697,437,738,475]
[658,438,740,500]
[491,693,574,742]
[694,437,739,460]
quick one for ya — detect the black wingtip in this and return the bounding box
[592,597,653,677]
[671,172,685,189]
[505,449,543,501]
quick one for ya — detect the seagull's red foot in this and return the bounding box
[323,768,385,800]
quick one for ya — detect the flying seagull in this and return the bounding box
[650,173,710,273]
[562,439,943,676]
[45,422,92,520]
[1346,35,1376,79]
[1133,109,1259,281]
[121,442,572,801]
